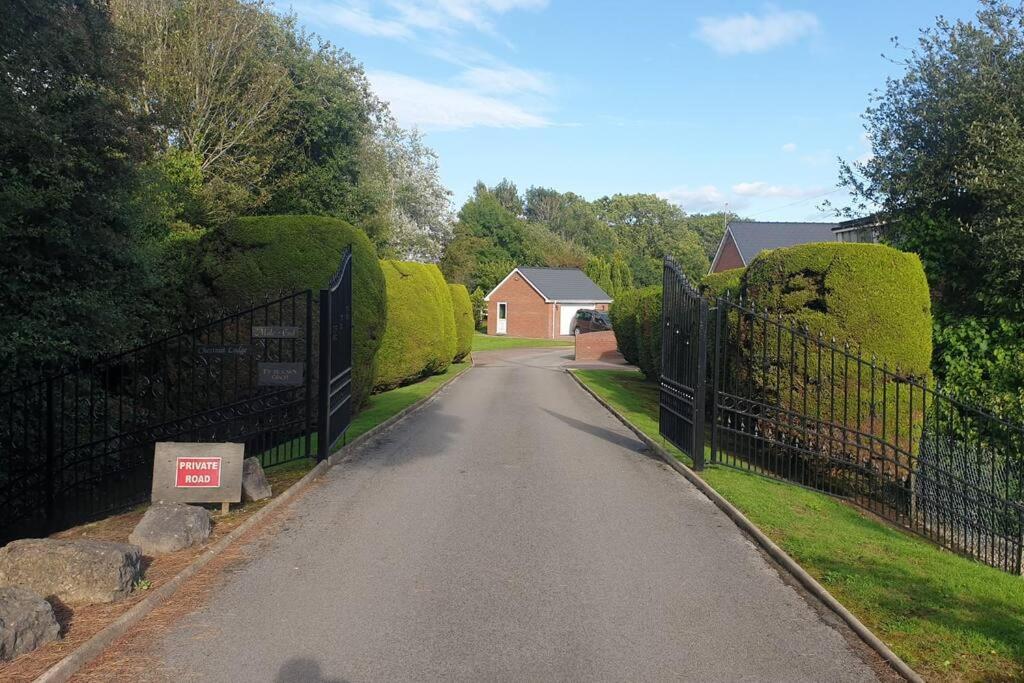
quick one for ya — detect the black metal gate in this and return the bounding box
[318,247,354,460]
[659,258,708,469]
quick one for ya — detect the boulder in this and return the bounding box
[241,457,272,502]
[0,539,141,604]
[0,586,60,661]
[129,503,211,556]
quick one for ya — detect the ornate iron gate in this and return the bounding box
[659,258,708,469]
[318,247,354,460]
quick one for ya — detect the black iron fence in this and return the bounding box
[660,259,1024,574]
[0,254,353,545]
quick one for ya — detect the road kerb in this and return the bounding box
[565,368,923,683]
[35,363,473,683]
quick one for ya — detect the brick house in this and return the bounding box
[709,221,837,273]
[483,267,612,339]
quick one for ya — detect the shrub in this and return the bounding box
[374,261,456,391]
[448,284,474,362]
[743,243,932,373]
[197,215,386,409]
[699,267,744,299]
[610,286,661,379]
[735,243,933,490]
[610,289,641,365]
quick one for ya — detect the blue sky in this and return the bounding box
[280,1,978,220]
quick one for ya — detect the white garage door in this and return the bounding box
[559,304,596,335]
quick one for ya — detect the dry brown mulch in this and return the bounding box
[0,461,316,682]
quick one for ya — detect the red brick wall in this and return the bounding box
[487,274,556,338]
[712,232,745,272]
[574,330,618,361]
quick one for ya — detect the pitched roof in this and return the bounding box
[721,221,837,267]
[484,267,612,302]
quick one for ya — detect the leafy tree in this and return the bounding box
[584,257,614,296]
[685,212,733,260]
[840,1,1024,317]
[0,0,158,382]
[491,178,524,216]
[670,231,712,282]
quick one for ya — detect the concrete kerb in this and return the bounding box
[565,369,923,683]
[35,361,474,683]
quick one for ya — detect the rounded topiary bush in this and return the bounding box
[610,289,642,365]
[374,261,456,391]
[196,215,386,410]
[737,242,933,489]
[700,267,745,300]
[633,286,663,380]
[743,243,931,373]
[448,284,473,362]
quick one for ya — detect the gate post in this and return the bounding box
[317,287,330,462]
[692,298,709,470]
[709,298,724,466]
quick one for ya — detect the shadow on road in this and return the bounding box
[275,657,348,683]
[541,408,652,456]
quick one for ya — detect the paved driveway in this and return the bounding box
[149,347,883,682]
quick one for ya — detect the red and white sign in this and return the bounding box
[174,457,222,488]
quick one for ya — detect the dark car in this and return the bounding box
[572,309,611,335]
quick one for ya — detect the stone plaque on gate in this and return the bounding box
[151,442,244,504]
[251,325,301,339]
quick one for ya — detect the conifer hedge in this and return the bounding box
[374,261,457,391]
[197,214,386,409]
[448,284,474,362]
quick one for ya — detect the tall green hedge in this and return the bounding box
[737,243,933,487]
[197,215,386,409]
[610,286,662,379]
[699,267,745,299]
[744,243,932,374]
[374,261,456,391]
[448,284,473,362]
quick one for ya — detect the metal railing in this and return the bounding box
[660,260,1024,573]
[0,252,354,545]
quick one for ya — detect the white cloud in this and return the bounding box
[296,3,413,38]
[369,71,550,130]
[658,185,730,212]
[696,9,819,55]
[299,0,548,38]
[781,142,797,153]
[456,66,551,95]
[731,181,828,199]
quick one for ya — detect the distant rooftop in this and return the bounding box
[504,267,611,302]
[725,221,837,265]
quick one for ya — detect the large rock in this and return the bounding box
[129,503,211,556]
[0,586,60,661]
[0,539,141,604]
[241,457,272,502]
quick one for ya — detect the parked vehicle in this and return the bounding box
[572,309,611,335]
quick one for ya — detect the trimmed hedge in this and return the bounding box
[736,243,933,487]
[374,261,457,391]
[700,267,745,299]
[448,284,473,362]
[610,286,662,380]
[197,215,386,409]
[743,243,932,374]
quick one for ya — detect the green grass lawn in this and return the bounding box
[472,332,574,352]
[572,368,1024,682]
[266,361,471,472]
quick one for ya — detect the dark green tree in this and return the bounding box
[0,0,157,381]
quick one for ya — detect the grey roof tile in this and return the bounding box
[728,221,837,264]
[517,267,612,301]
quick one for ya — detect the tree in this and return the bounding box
[112,0,294,221]
[670,231,711,283]
[685,212,733,260]
[839,1,1024,317]
[491,178,524,216]
[0,0,158,381]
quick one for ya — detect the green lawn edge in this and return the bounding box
[472,332,573,351]
[265,361,471,473]
[571,368,1024,682]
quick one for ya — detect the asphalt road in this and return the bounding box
[154,348,882,682]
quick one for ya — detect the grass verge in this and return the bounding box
[571,368,1024,682]
[472,332,573,351]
